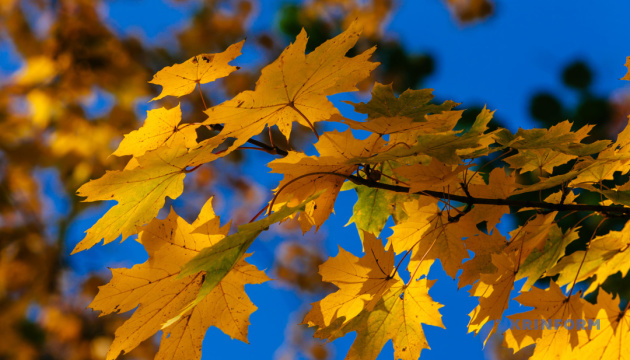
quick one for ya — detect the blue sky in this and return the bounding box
[3,1,630,359]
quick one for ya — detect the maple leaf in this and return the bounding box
[149,41,244,101]
[352,106,497,165]
[342,82,459,140]
[516,225,580,292]
[503,281,597,360]
[468,252,518,344]
[577,290,630,359]
[302,232,399,327]
[581,182,630,207]
[504,148,578,175]
[72,138,193,253]
[548,221,630,294]
[388,110,466,146]
[566,120,630,186]
[387,198,438,254]
[394,159,469,194]
[459,231,507,288]
[511,169,582,196]
[90,198,268,360]
[344,161,411,238]
[344,183,391,238]
[389,198,478,278]
[112,104,197,158]
[468,167,519,232]
[494,120,610,156]
[74,123,238,254]
[311,279,444,360]
[201,21,378,156]
[269,130,384,232]
[504,212,558,264]
[345,83,458,122]
[172,193,321,323]
[543,188,579,204]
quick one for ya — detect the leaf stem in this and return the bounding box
[197,82,208,110]
[184,164,203,173]
[567,217,607,299]
[407,226,443,286]
[288,103,319,139]
[249,204,269,223]
[203,124,289,156]
[196,83,288,156]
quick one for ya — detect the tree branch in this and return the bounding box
[202,120,630,217]
[346,174,630,217]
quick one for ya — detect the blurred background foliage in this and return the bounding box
[1,0,628,359]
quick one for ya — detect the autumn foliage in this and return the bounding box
[59,18,630,359]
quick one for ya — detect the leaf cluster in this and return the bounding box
[75,20,630,360]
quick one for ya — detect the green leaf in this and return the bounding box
[346,185,390,238]
[344,82,457,121]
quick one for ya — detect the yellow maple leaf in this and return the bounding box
[387,198,438,254]
[561,119,630,187]
[112,104,198,158]
[504,212,558,264]
[394,159,469,194]
[459,231,507,288]
[90,198,268,360]
[577,290,630,360]
[302,232,399,327]
[156,259,267,360]
[269,129,384,232]
[202,21,378,156]
[312,278,444,360]
[548,221,630,294]
[516,225,580,292]
[543,188,578,204]
[504,148,578,175]
[72,137,192,253]
[389,198,477,278]
[468,252,518,344]
[503,281,597,359]
[342,111,462,141]
[149,41,244,101]
[467,167,519,232]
